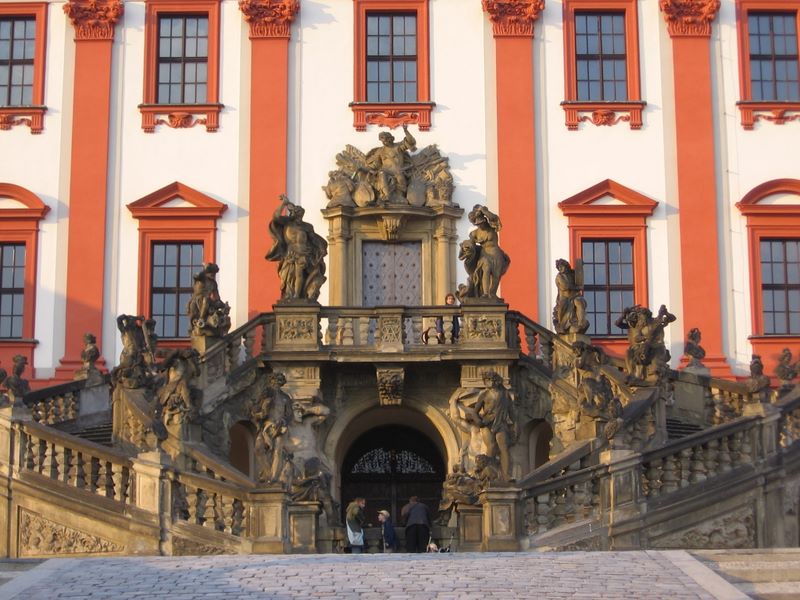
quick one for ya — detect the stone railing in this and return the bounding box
[199,313,275,381]
[506,310,558,370]
[15,419,133,506]
[23,379,87,425]
[170,470,249,538]
[777,388,800,448]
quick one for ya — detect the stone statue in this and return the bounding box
[266,195,328,303]
[187,263,231,338]
[746,354,772,403]
[473,370,514,481]
[156,349,200,427]
[112,315,157,389]
[615,304,676,384]
[473,453,503,487]
[775,348,798,393]
[578,373,624,440]
[438,464,479,524]
[5,354,30,406]
[683,327,706,369]
[74,332,102,383]
[251,372,294,484]
[457,205,511,302]
[572,341,606,375]
[553,259,589,335]
[329,125,454,208]
[288,456,341,526]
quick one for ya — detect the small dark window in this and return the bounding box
[366,12,417,102]
[582,239,634,336]
[760,239,800,334]
[0,243,25,339]
[748,12,800,102]
[575,12,627,102]
[150,242,204,338]
[157,15,209,104]
[0,17,35,107]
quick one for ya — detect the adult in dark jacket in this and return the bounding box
[401,496,431,553]
[377,510,397,553]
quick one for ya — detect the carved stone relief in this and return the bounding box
[376,368,405,406]
[19,509,124,556]
[650,505,755,549]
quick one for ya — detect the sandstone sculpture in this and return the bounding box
[457,205,511,302]
[187,263,231,338]
[616,304,676,384]
[553,258,589,335]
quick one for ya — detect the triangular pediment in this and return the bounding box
[558,179,658,216]
[127,182,227,218]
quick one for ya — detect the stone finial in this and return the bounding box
[239,0,299,39]
[683,327,706,369]
[482,0,545,37]
[5,354,30,406]
[774,348,798,393]
[63,0,124,41]
[658,0,720,37]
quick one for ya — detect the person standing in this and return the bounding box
[345,497,366,554]
[401,496,431,553]
[377,510,397,553]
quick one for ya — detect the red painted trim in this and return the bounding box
[351,0,432,130]
[495,35,538,319]
[127,182,226,338]
[738,178,800,208]
[141,0,221,132]
[0,3,48,134]
[668,30,729,377]
[0,184,49,375]
[562,0,643,130]
[56,16,118,380]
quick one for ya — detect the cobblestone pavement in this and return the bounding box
[0,551,749,600]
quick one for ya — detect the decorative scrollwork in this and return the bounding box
[482,0,545,37]
[63,0,124,41]
[238,0,299,39]
[659,0,720,37]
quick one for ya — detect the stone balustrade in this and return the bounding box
[24,379,87,425]
[171,471,248,537]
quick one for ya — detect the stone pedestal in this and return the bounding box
[600,448,642,549]
[192,335,225,388]
[273,304,320,351]
[460,303,509,350]
[288,501,321,553]
[479,487,521,552]
[132,449,171,515]
[250,489,289,553]
[0,404,29,558]
[456,504,483,552]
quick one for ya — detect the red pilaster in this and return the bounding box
[482,0,543,320]
[55,0,123,379]
[239,0,298,316]
[660,0,729,377]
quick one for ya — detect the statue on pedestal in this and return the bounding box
[4,354,30,406]
[553,259,589,335]
[615,304,676,384]
[266,195,328,303]
[74,332,102,383]
[187,263,231,338]
[251,372,294,484]
[156,349,200,427]
[683,327,706,369]
[112,315,157,390]
[473,370,514,481]
[457,205,510,302]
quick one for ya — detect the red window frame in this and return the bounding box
[736,179,800,371]
[558,179,657,356]
[351,0,433,131]
[562,0,644,130]
[0,183,49,374]
[736,0,800,129]
[127,181,226,345]
[139,0,222,133]
[0,3,47,134]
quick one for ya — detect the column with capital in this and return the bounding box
[55,0,124,380]
[239,0,300,316]
[481,0,544,321]
[659,0,730,377]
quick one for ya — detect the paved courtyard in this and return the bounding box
[0,551,750,600]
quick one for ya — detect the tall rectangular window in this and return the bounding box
[366,13,417,103]
[157,15,208,104]
[582,239,634,336]
[575,12,627,101]
[0,243,25,339]
[760,239,800,334]
[748,12,800,101]
[0,17,35,106]
[150,241,203,338]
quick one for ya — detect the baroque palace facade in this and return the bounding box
[0,0,797,557]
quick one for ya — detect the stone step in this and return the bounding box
[739,581,800,600]
[693,549,800,600]
[0,559,44,588]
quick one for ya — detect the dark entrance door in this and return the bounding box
[341,425,444,527]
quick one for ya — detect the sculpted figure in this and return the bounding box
[438,464,479,523]
[156,349,200,427]
[322,170,356,208]
[4,354,30,405]
[775,348,798,392]
[457,205,511,302]
[365,125,417,203]
[289,456,341,525]
[615,304,676,383]
[266,195,328,302]
[187,263,231,337]
[251,372,294,484]
[112,315,157,389]
[578,373,624,440]
[473,453,503,487]
[683,327,706,368]
[746,354,772,403]
[74,332,102,382]
[553,259,589,335]
[473,370,514,480]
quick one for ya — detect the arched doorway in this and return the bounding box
[341,425,445,526]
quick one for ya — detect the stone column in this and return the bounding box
[55,0,123,380]
[249,488,290,553]
[288,501,322,553]
[240,0,300,315]
[481,0,543,320]
[455,504,483,552]
[659,0,729,377]
[479,486,521,551]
